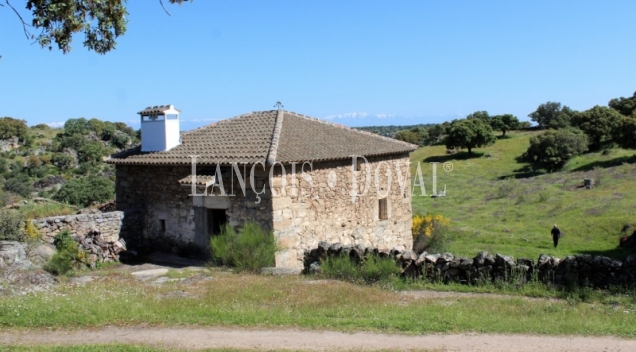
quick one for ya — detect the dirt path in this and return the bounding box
[2,327,635,351]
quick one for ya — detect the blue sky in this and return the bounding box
[1,0,635,130]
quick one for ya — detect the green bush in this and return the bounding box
[210,222,276,272]
[53,176,114,207]
[0,117,28,140]
[321,254,400,285]
[46,229,84,276]
[78,141,106,164]
[522,128,588,171]
[3,176,34,197]
[0,209,25,241]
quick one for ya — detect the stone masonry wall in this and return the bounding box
[34,211,124,244]
[270,154,413,268]
[115,165,272,255]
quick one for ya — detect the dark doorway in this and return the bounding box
[207,209,227,236]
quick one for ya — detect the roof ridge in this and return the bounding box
[266,109,284,165]
[281,110,418,149]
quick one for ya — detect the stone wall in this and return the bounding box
[304,242,636,289]
[115,164,272,256]
[114,154,414,267]
[34,211,125,244]
[271,154,413,268]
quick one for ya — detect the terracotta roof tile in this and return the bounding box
[107,110,416,165]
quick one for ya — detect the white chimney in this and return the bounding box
[139,105,181,152]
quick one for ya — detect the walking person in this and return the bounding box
[551,224,561,248]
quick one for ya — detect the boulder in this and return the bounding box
[0,241,30,268]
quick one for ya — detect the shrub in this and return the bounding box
[47,229,84,276]
[210,222,276,272]
[78,142,106,164]
[0,117,28,140]
[53,176,114,207]
[110,132,130,149]
[3,176,34,197]
[51,153,76,169]
[0,209,25,241]
[522,128,588,171]
[412,214,452,253]
[321,254,400,285]
[24,218,41,242]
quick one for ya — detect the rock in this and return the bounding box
[458,257,472,270]
[595,256,622,269]
[318,241,330,254]
[516,257,534,268]
[437,252,454,264]
[495,253,515,268]
[308,261,322,274]
[131,268,169,280]
[68,276,97,285]
[328,243,342,256]
[0,241,29,267]
[415,251,428,265]
[400,250,415,262]
[4,267,56,286]
[537,254,552,267]
[473,251,488,267]
[29,243,56,263]
[261,267,302,275]
[425,253,440,264]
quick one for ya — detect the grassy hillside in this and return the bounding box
[410,130,636,260]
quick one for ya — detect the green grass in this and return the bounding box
[1,274,635,337]
[410,131,636,260]
[18,201,76,219]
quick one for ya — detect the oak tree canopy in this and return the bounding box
[3,0,190,54]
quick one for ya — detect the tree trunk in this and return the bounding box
[467,147,472,155]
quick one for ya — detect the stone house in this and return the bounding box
[108,106,417,268]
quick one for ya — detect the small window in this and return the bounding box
[353,158,364,171]
[378,198,388,220]
[159,219,166,233]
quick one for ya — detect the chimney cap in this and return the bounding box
[138,104,181,115]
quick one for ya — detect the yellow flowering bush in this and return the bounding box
[412,214,450,239]
[24,218,41,242]
[412,214,451,253]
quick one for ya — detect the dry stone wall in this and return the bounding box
[305,242,636,289]
[34,211,125,244]
[271,154,413,268]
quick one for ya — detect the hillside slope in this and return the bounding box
[410,131,636,259]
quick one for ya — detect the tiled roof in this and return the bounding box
[107,110,416,166]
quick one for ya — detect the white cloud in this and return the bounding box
[46,122,65,128]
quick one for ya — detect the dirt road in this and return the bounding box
[2,326,635,351]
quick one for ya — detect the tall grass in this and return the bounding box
[210,222,276,272]
[321,254,400,285]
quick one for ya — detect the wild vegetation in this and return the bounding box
[0,117,138,240]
